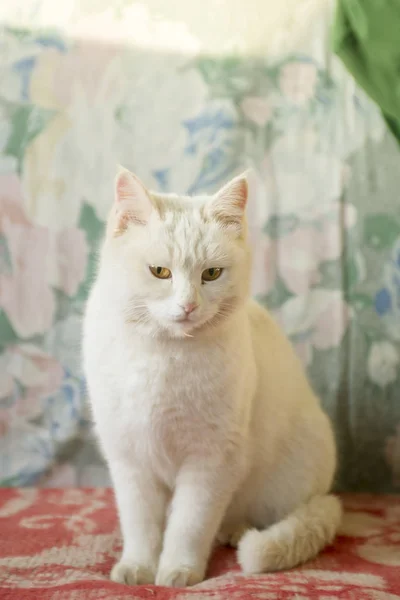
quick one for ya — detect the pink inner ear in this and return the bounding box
[216,176,249,213]
[116,173,135,203]
[113,169,153,233]
[208,174,249,232]
[236,178,248,209]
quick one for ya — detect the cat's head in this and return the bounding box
[102,167,252,339]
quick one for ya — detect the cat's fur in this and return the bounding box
[82,168,341,588]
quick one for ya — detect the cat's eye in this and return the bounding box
[202,268,223,282]
[149,266,172,279]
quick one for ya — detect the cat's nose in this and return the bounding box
[182,303,198,315]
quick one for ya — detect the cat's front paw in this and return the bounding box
[111,560,156,585]
[156,564,204,587]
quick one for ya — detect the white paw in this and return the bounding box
[156,564,204,587]
[217,523,249,548]
[110,560,156,585]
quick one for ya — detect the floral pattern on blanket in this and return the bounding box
[1,489,400,599]
[1,7,400,491]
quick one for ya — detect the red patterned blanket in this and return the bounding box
[1,489,400,599]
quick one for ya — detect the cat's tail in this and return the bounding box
[237,494,342,573]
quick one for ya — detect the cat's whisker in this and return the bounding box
[124,305,149,318]
[124,312,152,326]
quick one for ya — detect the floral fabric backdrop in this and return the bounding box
[0,1,400,491]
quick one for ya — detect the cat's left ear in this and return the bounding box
[207,173,249,231]
[113,166,154,236]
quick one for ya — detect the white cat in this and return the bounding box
[82,167,341,588]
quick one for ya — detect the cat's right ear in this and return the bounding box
[112,167,154,236]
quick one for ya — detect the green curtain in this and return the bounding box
[332,0,400,145]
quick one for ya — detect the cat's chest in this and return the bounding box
[117,337,231,404]
[113,345,237,461]
[119,352,228,428]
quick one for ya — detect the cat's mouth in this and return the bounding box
[169,312,205,335]
[168,296,239,336]
[173,315,193,324]
[172,317,199,333]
